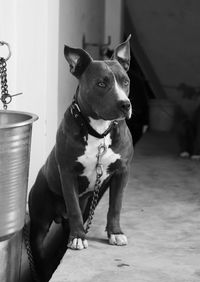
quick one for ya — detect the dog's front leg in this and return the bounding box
[106,169,128,246]
[59,168,88,250]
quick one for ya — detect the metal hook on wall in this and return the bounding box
[0,41,11,61]
[0,41,22,109]
[82,35,111,58]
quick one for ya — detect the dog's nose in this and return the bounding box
[118,100,131,114]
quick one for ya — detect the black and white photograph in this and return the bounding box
[0,1,200,281]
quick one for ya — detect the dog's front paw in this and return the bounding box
[68,237,88,250]
[108,234,128,246]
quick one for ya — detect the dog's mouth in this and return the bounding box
[123,108,132,120]
[99,111,132,121]
[94,102,132,121]
[114,106,132,121]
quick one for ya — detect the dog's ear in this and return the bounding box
[64,45,92,78]
[112,34,131,72]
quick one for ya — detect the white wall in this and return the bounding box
[58,0,105,122]
[0,0,59,188]
[0,0,16,97]
[104,0,122,49]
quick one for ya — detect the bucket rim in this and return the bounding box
[0,110,38,129]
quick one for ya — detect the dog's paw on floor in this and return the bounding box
[108,234,128,246]
[68,238,88,250]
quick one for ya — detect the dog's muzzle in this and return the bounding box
[118,100,132,119]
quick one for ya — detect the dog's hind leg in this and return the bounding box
[28,169,55,280]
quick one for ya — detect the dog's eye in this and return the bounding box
[97,81,106,88]
[123,79,129,86]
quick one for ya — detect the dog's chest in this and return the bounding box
[77,134,121,193]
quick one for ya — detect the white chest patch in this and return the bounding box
[77,133,121,195]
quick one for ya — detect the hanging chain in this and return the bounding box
[85,141,107,233]
[0,57,10,109]
[0,41,22,109]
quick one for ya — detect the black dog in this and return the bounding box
[28,36,133,280]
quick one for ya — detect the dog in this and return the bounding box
[28,35,133,279]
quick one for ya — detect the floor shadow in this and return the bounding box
[87,236,108,245]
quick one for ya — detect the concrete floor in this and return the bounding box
[51,131,200,282]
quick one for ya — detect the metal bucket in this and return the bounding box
[0,110,38,240]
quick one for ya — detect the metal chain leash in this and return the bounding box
[85,174,102,234]
[85,141,107,233]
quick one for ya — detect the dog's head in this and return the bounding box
[64,35,132,121]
